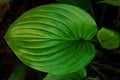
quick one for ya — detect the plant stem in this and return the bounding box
[117,7,120,21]
[92,62,120,74]
[99,5,107,27]
[90,5,95,19]
[91,65,107,80]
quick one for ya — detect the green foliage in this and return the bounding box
[98,0,120,7]
[56,0,92,10]
[43,68,101,80]
[97,27,120,49]
[4,4,98,74]
[0,0,10,4]
[8,63,26,80]
[43,68,87,80]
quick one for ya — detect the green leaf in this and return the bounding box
[5,4,97,74]
[8,63,26,80]
[97,27,120,49]
[98,0,120,7]
[43,68,87,80]
[56,0,92,10]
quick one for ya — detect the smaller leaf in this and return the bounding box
[98,0,120,7]
[56,0,92,10]
[97,27,120,49]
[43,68,87,80]
[8,62,26,80]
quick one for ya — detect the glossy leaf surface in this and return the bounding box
[97,27,120,49]
[5,4,97,74]
[43,68,87,80]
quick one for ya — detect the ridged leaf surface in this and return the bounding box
[5,4,97,74]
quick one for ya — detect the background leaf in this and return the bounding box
[5,4,97,74]
[0,0,11,4]
[98,0,120,7]
[43,68,87,80]
[97,27,120,49]
[8,63,26,80]
[85,77,100,80]
[56,0,92,10]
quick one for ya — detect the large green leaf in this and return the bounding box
[43,68,87,80]
[97,27,120,49]
[5,4,97,74]
[98,0,120,7]
[56,0,92,10]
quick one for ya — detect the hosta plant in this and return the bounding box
[4,3,98,77]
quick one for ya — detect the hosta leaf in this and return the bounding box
[97,27,120,49]
[8,63,26,80]
[5,4,97,74]
[98,0,120,7]
[56,0,92,10]
[43,68,87,80]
